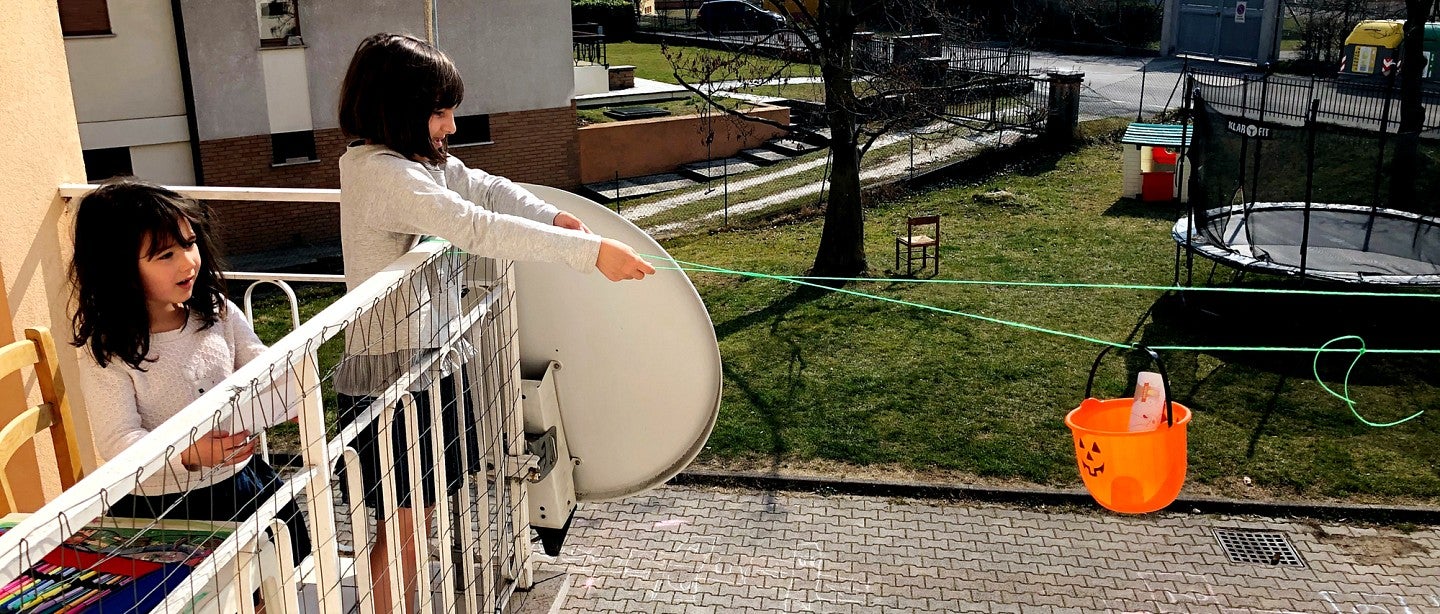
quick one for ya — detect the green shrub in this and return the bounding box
[573,0,637,42]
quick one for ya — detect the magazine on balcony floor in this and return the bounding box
[0,515,233,613]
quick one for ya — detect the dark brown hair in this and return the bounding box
[70,178,229,370]
[338,32,465,164]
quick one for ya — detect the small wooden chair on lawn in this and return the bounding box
[896,214,940,276]
[0,327,84,514]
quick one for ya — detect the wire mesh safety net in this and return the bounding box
[0,242,533,614]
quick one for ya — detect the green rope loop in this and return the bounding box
[1312,336,1426,427]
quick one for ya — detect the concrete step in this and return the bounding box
[582,173,699,202]
[739,148,790,165]
[765,138,823,156]
[678,158,760,181]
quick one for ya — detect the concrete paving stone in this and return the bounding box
[529,484,1440,613]
[1059,594,1102,609]
[989,600,1024,613]
[1026,592,1071,608]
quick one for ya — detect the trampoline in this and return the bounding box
[1173,202,1440,285]
[1173,77,1440,286]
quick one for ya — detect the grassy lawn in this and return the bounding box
[606,42,818,85]
[736,81,825,102]
[578,96,754,125]
[663,125,1440,505]
[243,124,1440,505]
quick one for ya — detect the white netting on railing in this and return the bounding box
[0,240,533,614]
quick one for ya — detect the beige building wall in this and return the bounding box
[65,0,185,121]
[64,0,193,183]
[0,1,93,510]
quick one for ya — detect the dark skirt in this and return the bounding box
[108,458,312,564]
[336,372,479,518]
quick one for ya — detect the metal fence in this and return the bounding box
[948,44,1031,78]
[637,12,703,33]
[574,31,608,66]
[944,73,1050,132]
[1188,68,1440,132]
[0,186,536,614]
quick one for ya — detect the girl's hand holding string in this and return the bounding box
[597,238,656,281]
[179,430,257,470]
[555,209,655,281]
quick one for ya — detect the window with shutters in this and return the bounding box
[58,0,112,37]
[257,0,303,47]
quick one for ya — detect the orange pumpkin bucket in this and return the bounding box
[1065,347,1192,514]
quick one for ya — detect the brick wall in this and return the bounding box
[198,104,579,259]
[448,105,581,189]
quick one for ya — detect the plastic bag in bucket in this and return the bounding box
[1065,347,1192,514]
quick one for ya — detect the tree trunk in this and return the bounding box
[813,104,866,276]
[811,1,868,277]
[1388,0,1428,205]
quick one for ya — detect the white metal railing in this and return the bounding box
[1,186,535,612]
[229,271,346,463]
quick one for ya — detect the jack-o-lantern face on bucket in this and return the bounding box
[1077,437,1104,477]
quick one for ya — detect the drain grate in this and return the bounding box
[1213,529,1306,568]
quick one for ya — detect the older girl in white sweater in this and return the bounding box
[335,33,654,613]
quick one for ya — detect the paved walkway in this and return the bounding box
[521,485,1439,613]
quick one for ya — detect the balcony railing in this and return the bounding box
[0,185,536,613]
[573,25,608,66]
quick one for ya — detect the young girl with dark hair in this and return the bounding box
[336,32,654,613]
[70,178,310,563]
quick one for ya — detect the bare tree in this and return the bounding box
[1388,0,1432,202]
[665,0,973,276]
[1287,0,1399,66]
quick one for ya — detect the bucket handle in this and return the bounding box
[1084,345,1175,428]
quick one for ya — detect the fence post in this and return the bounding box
[1137,61,1147,121]
[1046,70,1085,145]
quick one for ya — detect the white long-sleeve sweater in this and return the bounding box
[338,144,600,287]
[77,301,265,496]
[334,144,602,394]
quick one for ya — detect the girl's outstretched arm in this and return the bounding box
[348,154,600,272]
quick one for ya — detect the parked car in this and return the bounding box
[697,0,786,34]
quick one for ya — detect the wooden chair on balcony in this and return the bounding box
[0,327,84,514]
[895,214,940,276]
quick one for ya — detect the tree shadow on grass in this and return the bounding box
[713,283,832,341]
[1101,196,1185,222]
[711,283,832,510]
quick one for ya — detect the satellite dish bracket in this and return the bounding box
[521,361,578,539]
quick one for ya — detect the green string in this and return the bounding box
[644,254,1434,427]
[1312,336,1426,427]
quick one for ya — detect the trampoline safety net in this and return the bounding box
[1179,79,1440,285]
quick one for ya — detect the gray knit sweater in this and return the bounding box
[77,301,265,496]
[334,144,601,395]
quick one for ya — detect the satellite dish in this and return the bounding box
[515,184,722,502]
